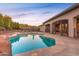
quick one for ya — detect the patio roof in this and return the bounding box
[43,3,79,25]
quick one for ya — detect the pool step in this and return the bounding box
[40,36,56,47]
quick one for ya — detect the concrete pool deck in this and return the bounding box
[0,32,20,56]
[0,35,11,56]
[0,32,79,56]
[16,33,79,56]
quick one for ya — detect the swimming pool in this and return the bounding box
[9,34,56,55]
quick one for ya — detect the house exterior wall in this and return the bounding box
[39,25,45,32]
[40,7,79,38]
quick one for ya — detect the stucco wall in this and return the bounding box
[40,25,45,32]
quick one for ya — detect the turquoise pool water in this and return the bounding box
[9,35,56,55]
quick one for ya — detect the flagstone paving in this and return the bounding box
[0,35,11,56]
[45,33,79,56]
[0,32,79,56]
[16,33,79,56]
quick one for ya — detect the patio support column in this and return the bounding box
[69,18,75,37]
[43,25,46,33]
[60,23,62,34]
[52,23,55,34]
[74,18,77,38]
[50,23,52,34]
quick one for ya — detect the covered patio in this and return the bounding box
[52,20,68,36]
[45,24,50,33]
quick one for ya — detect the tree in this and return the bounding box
[0,13,39,31]
[3,15,12,30]
[0,14,3,26]
[14,22,20,29]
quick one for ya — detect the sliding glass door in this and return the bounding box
[61,20,68,36]
[77,18,79,37]
[45,24,50,33]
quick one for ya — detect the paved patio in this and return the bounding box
[0,32,79,56]
[45,33,79,56]
[16,33,79,56]
[0,35,11,56]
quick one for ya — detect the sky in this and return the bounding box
[0,3,73,26]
